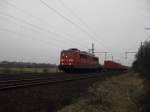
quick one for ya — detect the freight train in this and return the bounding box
[103,60,127,71]
[58,48,127,73]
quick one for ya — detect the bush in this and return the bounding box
[132,41,150,74]
[132,41,150,112]
[58,73,143,112]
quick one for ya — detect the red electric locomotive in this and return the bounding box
[58,48,102,72]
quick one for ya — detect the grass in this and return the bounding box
[58,72,144,112]
[0,67,59,74]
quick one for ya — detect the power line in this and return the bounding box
[58,0,89,29]
[3,0,87,48]
[0,28,61,62]
[5,0,109,51]
[0,11,84,47]
[39,0,108,50]
[0,28,67,49]
[57,0,110,49]
[39,0,86,31]
[4,0,53,28]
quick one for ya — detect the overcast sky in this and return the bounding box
[0,0,149,65]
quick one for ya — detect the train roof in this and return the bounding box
[61,48,78,51]
[62,48,98,58]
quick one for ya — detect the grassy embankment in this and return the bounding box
[58,72,144,112]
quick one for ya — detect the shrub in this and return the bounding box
[132,41,150,74]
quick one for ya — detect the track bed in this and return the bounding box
[0,71,125,112]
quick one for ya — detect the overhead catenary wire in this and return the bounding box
[57,0,90,29]
[0,11,84,48]
[0,28,64,62]
[3,0,88,48]
[58,0,112,52]
[39,0,109,50]
[0,0,118,64]
[57,0,107,46]
[4,0,110,52]
[0,28,66,49]
[39,0,114,59]
[61,0,110,48]
[56,0,112,54]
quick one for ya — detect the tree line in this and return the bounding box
[0,61,57,68]
[132,41,150,74]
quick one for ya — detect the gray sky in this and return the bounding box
[0,0,149,65]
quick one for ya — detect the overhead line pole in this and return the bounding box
[88,43,95,55]
[94,52,108,60]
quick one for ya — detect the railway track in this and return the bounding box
[0,73,100,91]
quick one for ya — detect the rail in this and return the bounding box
[0,74,99,91]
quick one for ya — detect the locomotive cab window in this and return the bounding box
[80,54,87,59]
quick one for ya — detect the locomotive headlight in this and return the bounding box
[65,56,68,58]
